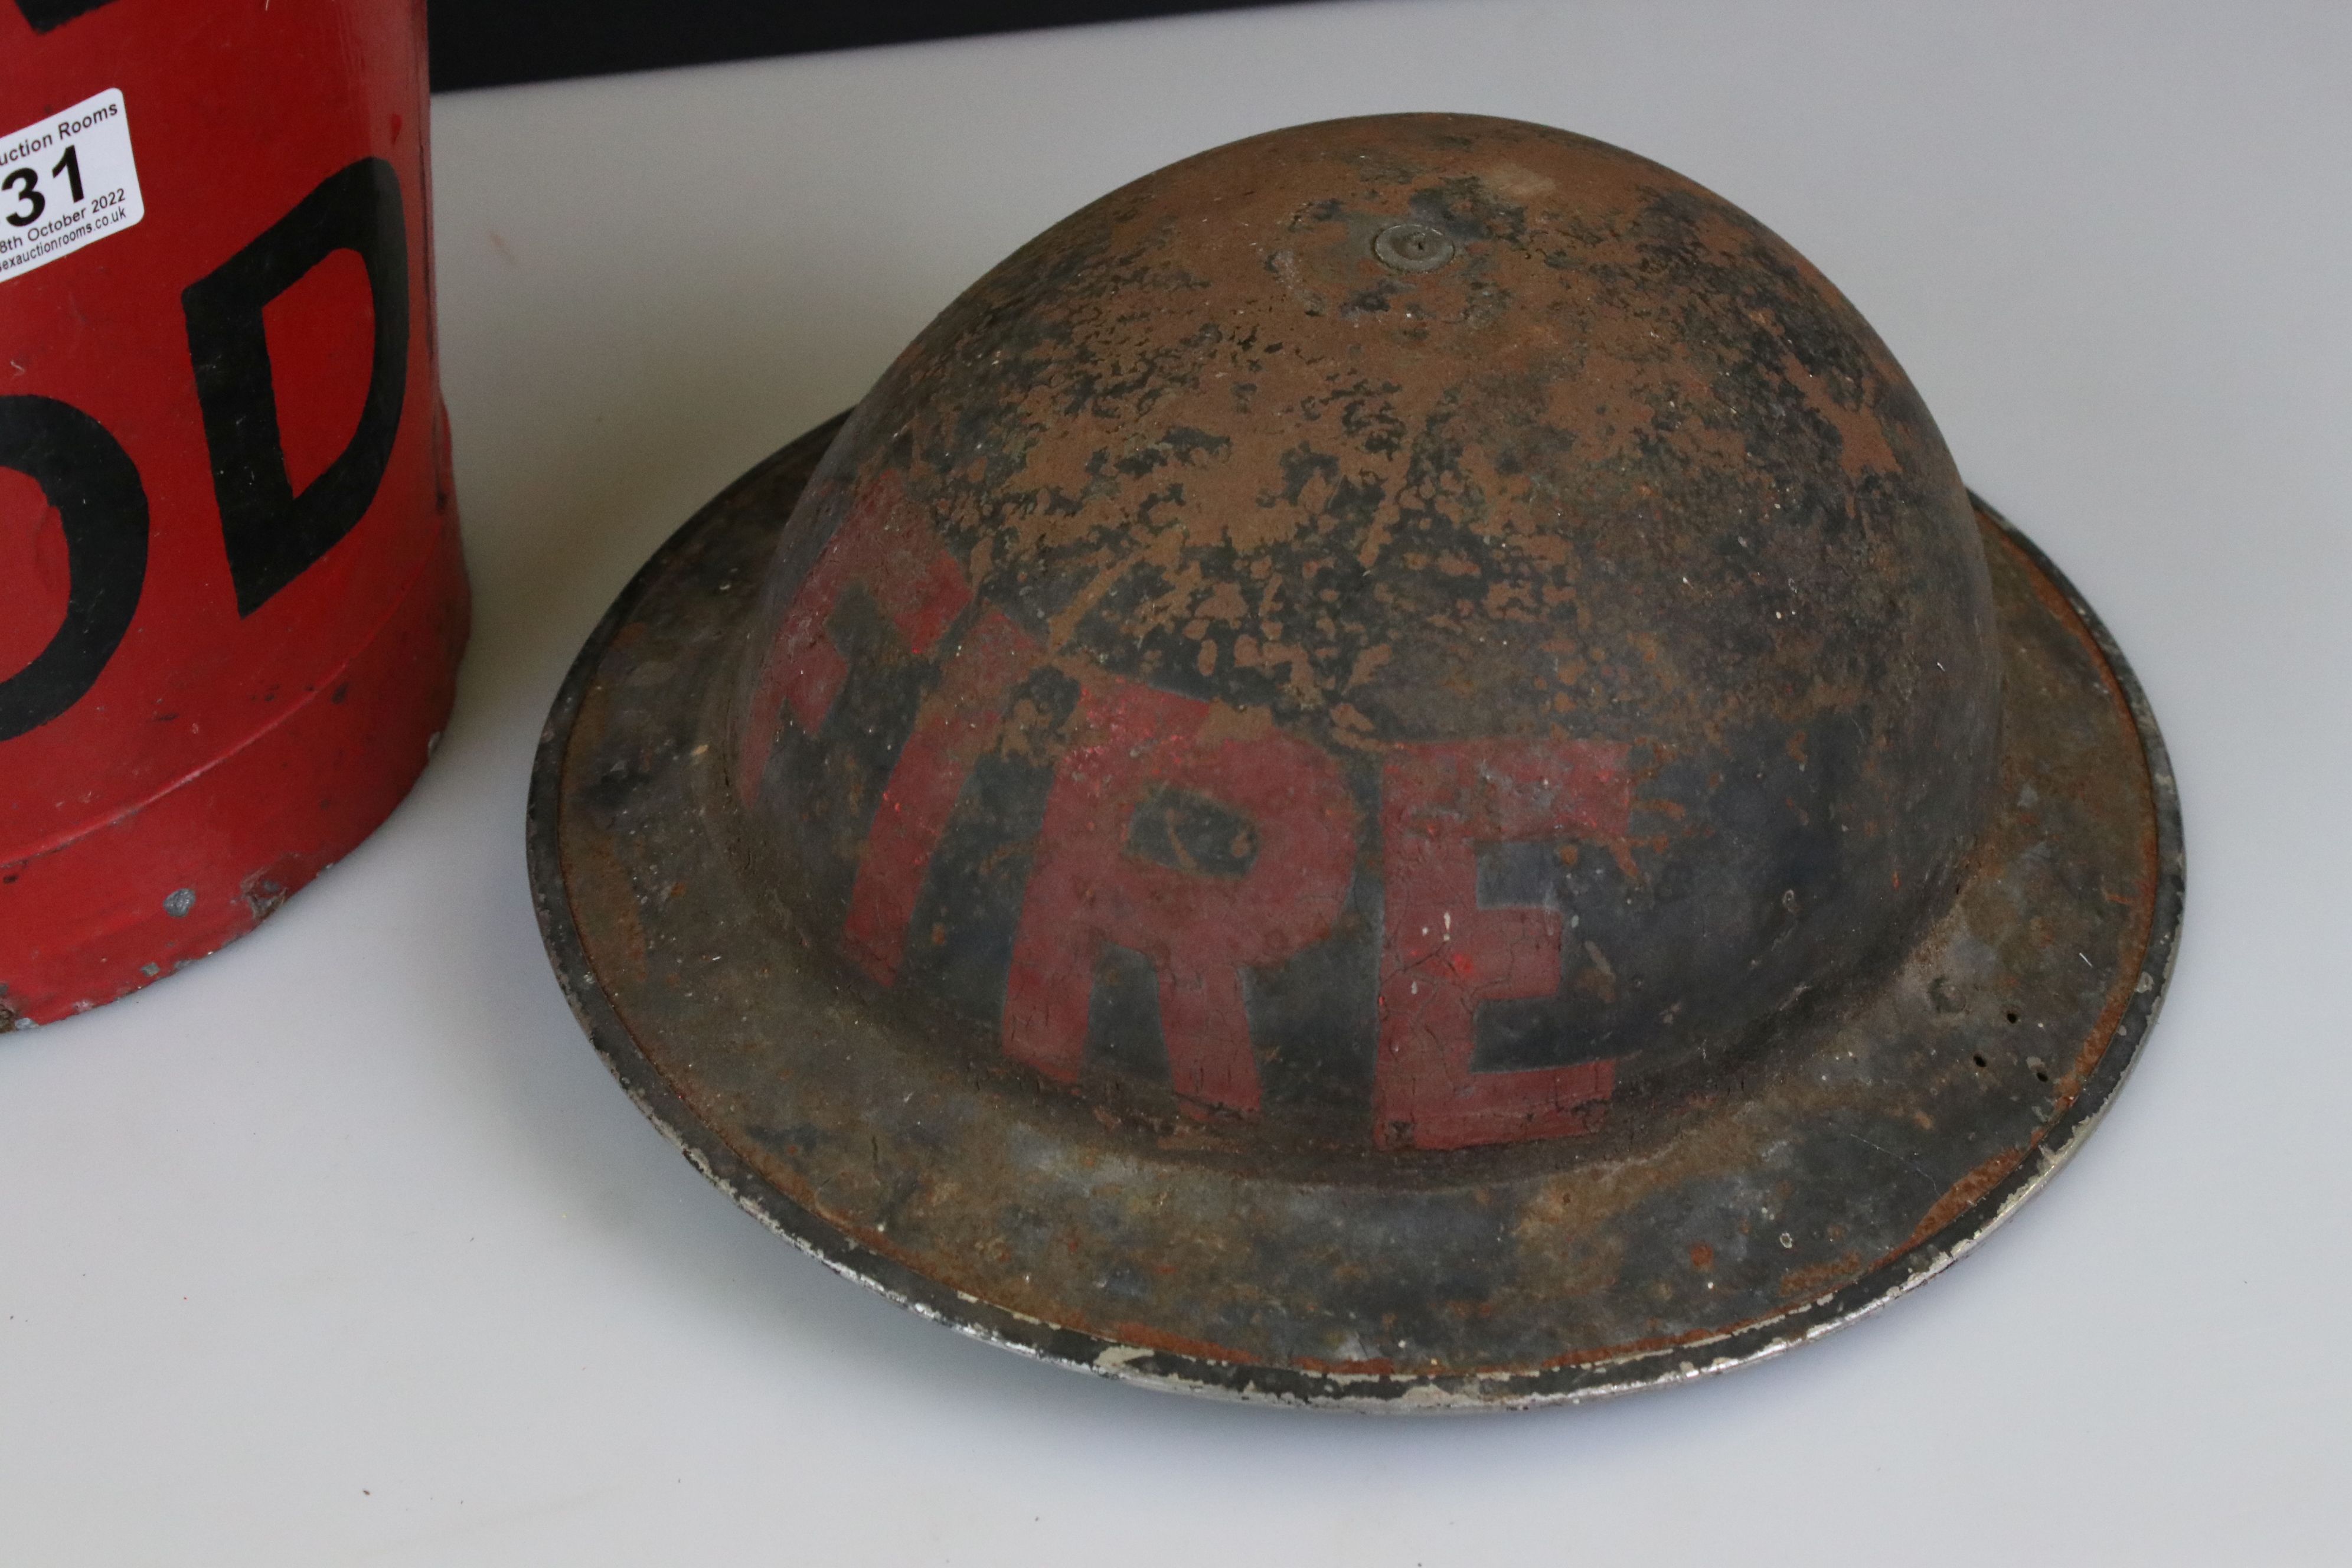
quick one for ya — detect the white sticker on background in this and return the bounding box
[0,89,145,285]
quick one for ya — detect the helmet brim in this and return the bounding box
[527,414,2182,1410]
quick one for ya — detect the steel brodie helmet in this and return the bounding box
[531,115,2181,1407]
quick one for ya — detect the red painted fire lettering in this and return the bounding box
[1375,739,1633,1150]
[1004,684,1357,1118]
[737,473,971,798]
[844,609,1040,984]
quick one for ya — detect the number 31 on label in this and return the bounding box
[0,87,146,285]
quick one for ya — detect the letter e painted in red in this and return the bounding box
[1375,739,1632,1150]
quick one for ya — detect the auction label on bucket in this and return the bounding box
[0,89,144,283]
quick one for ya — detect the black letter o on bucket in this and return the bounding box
[0,395,150,743]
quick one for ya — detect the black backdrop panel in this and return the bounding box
[429,0,1330,91]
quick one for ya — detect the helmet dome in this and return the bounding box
[731,113,2000,1151]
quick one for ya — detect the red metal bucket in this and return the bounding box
[2,0,468,1026]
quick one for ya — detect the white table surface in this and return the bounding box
[6,2,2348,1561]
